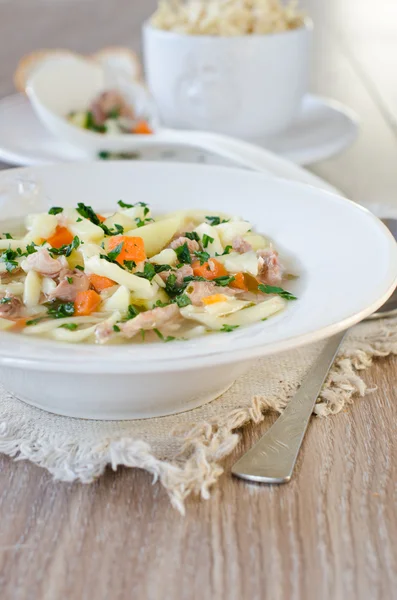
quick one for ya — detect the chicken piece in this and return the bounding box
[169,236,200,253]
[0,296,23,319]
[119,304,181,339]
[185,280,237,306]
[90,89,135,125]
[21,249,68,278]
[158,264,194,286]
[48,269,90,302]
[257,249,284,285]
[232,236,252,254]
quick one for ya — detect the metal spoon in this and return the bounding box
[231,219,397,484]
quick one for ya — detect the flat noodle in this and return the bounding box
[51,324,98,343]
[0,200,294,345]
[22,316,103,335]
[151,0,304,35]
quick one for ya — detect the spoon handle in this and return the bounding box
[161,128,329,188]
[231,331,346,483]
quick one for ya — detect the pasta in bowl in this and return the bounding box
[0,201,296,344]
[0,161,395,420]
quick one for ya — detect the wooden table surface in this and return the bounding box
[1,1,397,599]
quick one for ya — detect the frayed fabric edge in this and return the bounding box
[0,320,396,513]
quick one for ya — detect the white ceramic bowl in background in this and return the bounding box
[143,20,312,139]
[0,161,395,420]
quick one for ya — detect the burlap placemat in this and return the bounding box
[1,317,396,513]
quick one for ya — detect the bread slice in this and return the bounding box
[14,47,142,93]
[93,46,142,82]
[14,49,80,93]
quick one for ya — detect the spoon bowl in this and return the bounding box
[26,55,333,186]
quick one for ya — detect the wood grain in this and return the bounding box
[0,1,397,599]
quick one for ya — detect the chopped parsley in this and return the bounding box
[136,202,150,216]
[59,323,78,331]
[48,206,63,215]
[98,151,111,160]
[205,216,229,226]
[117,200,150,217]
[202,234,214,248]
[86,111,107,133]
[113,224,124,234]
[0,297,11,304]
[48,235,80,258]
[3,233,13,240]
[125,305,139,320]
[154,299,171,308]
[213,275,236,287]
[205,216,221,226]
[222,245,232,255]
[135,262,156,281]
[135,217,154,228]
[165,273,181,296]
[66,276,73,284]
[107,107,120,119]
[123,260,136,271]
[26,318,45,326]
[175,294,191,308]
[75,265,84,271]
[184,231,200,242]
[193,250,210,265]
[76,217,83,222]
[153,328,175,343]
[76,203,116,235]
[25,242,37,255]
[113,324,121,332]
[46,301,75,319]
[2,248,19,272]
[76,203,101,225]
[220,324,239,332]
[117,200,133,209]
[153,264,171,274]
[258,284,297,301]
[107,242,124,262]
[175,242,191,264]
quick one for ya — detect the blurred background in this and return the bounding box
[1,0,397,207]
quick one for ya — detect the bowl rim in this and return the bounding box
[142,16,313,42]
[0,160,396,374]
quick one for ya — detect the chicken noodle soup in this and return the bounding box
[0,202,297,344]
[67,89,153,137]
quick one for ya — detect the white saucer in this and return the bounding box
[259,95,359,164]
[0,93,358,167]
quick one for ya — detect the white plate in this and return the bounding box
[0,161,394,419]
[258,95,360,165]
[0,93,358,168]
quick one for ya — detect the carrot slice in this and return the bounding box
[107,235,146,265]
[47,226,74,248]
[11,317,29,329]
[96,214,106,223]
[229,272,248,291]
[192,258,228,280]
[89,274,116,292]
[74,290,101,316]
[202,294,228,305]
[133,120,153,135]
